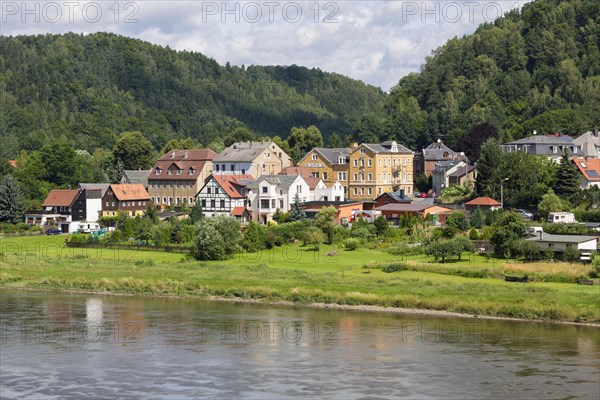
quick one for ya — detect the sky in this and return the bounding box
[1,1,530,91]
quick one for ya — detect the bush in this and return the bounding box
[382,262,406,273]
[563,246,580,262]
[468,227,479,240]
[351,226,375,244]
[192,224,227,260]
[342,238,360,251]
[446,212,470,232]
[242,221,266,253]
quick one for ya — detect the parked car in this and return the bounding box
[45,228,62,235]
[515,209,534,220]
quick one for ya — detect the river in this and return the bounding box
[0,289,598,399]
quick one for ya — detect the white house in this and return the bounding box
[245,175,310,224]
[313,180,345,202]
[195,174,252,222]
[526,231,597,260]
[213,141,292,177]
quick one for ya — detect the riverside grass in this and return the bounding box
[1,235,599,323]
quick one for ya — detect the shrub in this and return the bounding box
[342,238,360,251]
[242,221,266,253]
[351,226,375,244]
[446,212,470,232]
[192,224,227,260]
[304,226,324,250]
[563,246,580,262]
[382,262,406,273]
[468,227,479,240]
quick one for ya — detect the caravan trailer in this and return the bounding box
[547,212,576,224]
[77,222,101,233]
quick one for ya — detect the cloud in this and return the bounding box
[1,1,531,90]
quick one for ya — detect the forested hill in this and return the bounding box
[383,0,600,152]
[0,32,385,157]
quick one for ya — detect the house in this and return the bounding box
[101,184,150,217]
[572,158,600,189]
[501,133,577,162]
[213,141,291,177]
[526,231,597,259]
[431,160,471,196]
[374,190,412,208]
[196,174,253,221]
[414,139,467,176]
[24,189,80,229]
[348,141,414,201]
[245,175,310,224]
[447,164,477,188]
[297,147,351,194]
[279,165,345,202]
[148,149,217,209]
[464,197,501,213]
[375,200,452,225]
[302,201,364,224]
[121,170,151,188]
[71,187,105,223]
[572,130,599,159]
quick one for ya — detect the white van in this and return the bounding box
[77,222,101,233]
[547,212,576,224]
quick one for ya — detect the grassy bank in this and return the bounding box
[1,235,599,323]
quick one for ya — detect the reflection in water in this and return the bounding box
[0,289,599,400]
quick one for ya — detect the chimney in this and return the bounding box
[350,142,358,149]
[593,129,599,137]
[171,151,175,158]
[399,188,405,198]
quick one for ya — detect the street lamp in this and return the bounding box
[500,178,509,209]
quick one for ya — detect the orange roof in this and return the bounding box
[211,174,253,198]
[572,158,600,182]
[230,207,248,216]
[464,197,501,206]
[43,189,79,207]
[109,184,150,201]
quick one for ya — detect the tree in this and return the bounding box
[288,126,324,162]
[374,215,389,238]
[189,200,204,224]
[223,127,255,148]
[490,212,528,257]
[0,175,25,223]
[315,206,337,244]
[136,217,154,245]
[39,139,77,186]
[161,137,195,154]
[554,150,580,199]
[192,224,227,260]
[446,212,470,232]
[538,190,563,219]
[144,203,160,224]
[272,208,288,223]
[470,207,485,229]
[288,193,306,221]
[304,226,324,250]
[242,221,266,252]
[113,131,154,170]
[475,138,502,198]
[460,123,500,163]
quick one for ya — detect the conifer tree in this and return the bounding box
[0,175,24,223]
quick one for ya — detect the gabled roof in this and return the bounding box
[122,170,151,187]
[301,147,351,165]
[422,140,461,160]
[43,189,79,207]
[376,192,412,203]
[376,201,450,213]
[572,130,600,158]
[448,165,477,178]
[230,207,249,216]
[279,166,321,189]
[246,174,302,190]
[78,183,110,197]
[157,149,217,162]
[464,197,501,206]
[572,158,600,182]
[215,141,286,163]
[108,184,150,201]
[209,174,253,198]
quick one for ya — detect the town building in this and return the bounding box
[414,139,467,176]
[464,197,501,213]
[348,141,414,201]
[25,189,79,228]
[297,147,351,194]
[101,184,150,217]
[245,175,310,224]
[196,174,253,221]
[148,149,217,209]
[279,166,344,202]
[375,200,452,225]
[302,201,364,224]
[572,158,600,189]
[121,170,151,188]
[374,190,412,208]
[501,133,578,162]
[572,130,600,159]
[72,187,104,222]
[431,160,476,196]
[213,141,291,177]
[526,231,597,260]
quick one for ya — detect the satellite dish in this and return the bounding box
[533,130,537,135]
[437,138,441,143]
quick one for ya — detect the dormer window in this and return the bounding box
[155,169,161,175]
[189,168,196,175]
[177,169,182,175]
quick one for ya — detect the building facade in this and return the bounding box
[348,141,414,201]
[102,184,150,217]
[297,147,351,194]
[196,174,252,220]
[414,139,467,176]
[148,149,217,209]
[213,141,291,177]
[245,175,310,224]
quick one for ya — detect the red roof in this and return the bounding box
[211,174,253,198]
[108,184,150,201]
[149,149,217,181]
[43,189,79,207]
[572,158,600,182]
[230,207,248,216]
[376,202,451,213]
[464,197,501,206]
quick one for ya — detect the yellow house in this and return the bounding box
[297,147,351,195]
[348,141,414,201]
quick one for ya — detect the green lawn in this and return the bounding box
[1,235,599,323]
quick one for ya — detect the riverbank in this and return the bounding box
[2,235,599,324]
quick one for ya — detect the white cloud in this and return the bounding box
[1,1,531,90]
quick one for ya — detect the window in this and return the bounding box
[260,199,270,209]
[155,168,161,175]
[106,202,109,207]
[297,185,302,193]
[360,173,364,181]
[189,197,194,204]
[216,164,220,172]
[163,197,167,204]
[280,190,283,195]
[323,172,328,180]
[230,164,234,172]
[262,186,268,194]
[162,182,166,188]
[338,157,345,164]
[208,188,212,194]
[353,159,358,167]
[312,172,319,178]
[175,197,180,205]
[384,158,387,166]
[360,148,366,154]
[279,199,284,208]
[353,188,358,195]
[220,200,225,208]
[353,173,358,181]
[360,158,365,167]
[368,188,372,196]
[368,173,372,181]
[202,200,206,207]
[368,159,372,167]
[169,182,173,188]
[210,200,216,208]
[338,172,346,181]
[241,169,246,174]
[360,187,365,195]
[312,154,318,160]
[177,169,182,175]
[112,202,115,207]
[271,199,276,208]
[378,188,382,195]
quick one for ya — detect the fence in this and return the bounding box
[0,230,44,238]
[65,242,192,254]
